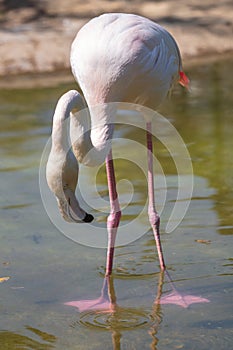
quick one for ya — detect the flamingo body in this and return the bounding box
[47,13,189,274]
[71,13,182,108]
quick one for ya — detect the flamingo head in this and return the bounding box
[56,186,94,224]
[46,150,94,224]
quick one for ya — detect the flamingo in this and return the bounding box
[46,13,189,276]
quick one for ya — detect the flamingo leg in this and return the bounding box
[146,122,166,270]
[105,149,121,276]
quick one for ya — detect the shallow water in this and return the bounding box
[0,59,232,349]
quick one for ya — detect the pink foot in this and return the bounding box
[64,296,113,313]
[64,277,116,313]
[155,271,210,308]
[158,290,210,308]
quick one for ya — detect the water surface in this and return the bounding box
[0,59,232,349]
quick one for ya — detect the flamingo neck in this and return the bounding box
[70,103,116,166]
[51,90,86,153]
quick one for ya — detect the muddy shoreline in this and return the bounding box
[0,0,232,88]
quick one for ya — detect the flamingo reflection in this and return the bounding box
[65,272,209,349]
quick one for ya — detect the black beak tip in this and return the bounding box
[83,213,94,223]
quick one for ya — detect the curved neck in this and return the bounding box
[51,90,86,153]
[70,103,116,166]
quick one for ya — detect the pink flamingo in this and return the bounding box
[46,13,189,276]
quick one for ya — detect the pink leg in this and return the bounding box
[105,150,121,276]
[146,122,166,270]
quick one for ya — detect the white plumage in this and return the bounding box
[46,13,189,273]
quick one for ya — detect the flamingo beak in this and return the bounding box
[57,189,94,223]
[67,198,94,223]
[179,71,190,90]
[57,198,75,222]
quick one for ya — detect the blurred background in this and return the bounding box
[0,0,232,83]
[0,2,233,350]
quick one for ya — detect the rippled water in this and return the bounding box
[0,59,232,349]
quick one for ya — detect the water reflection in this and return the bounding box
[68,274,162,349]
[0,58,232,350]
[66,272,208,349]
[162,59,233,235]
[0,327,56,349]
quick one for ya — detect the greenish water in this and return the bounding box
[0,59,232,349]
